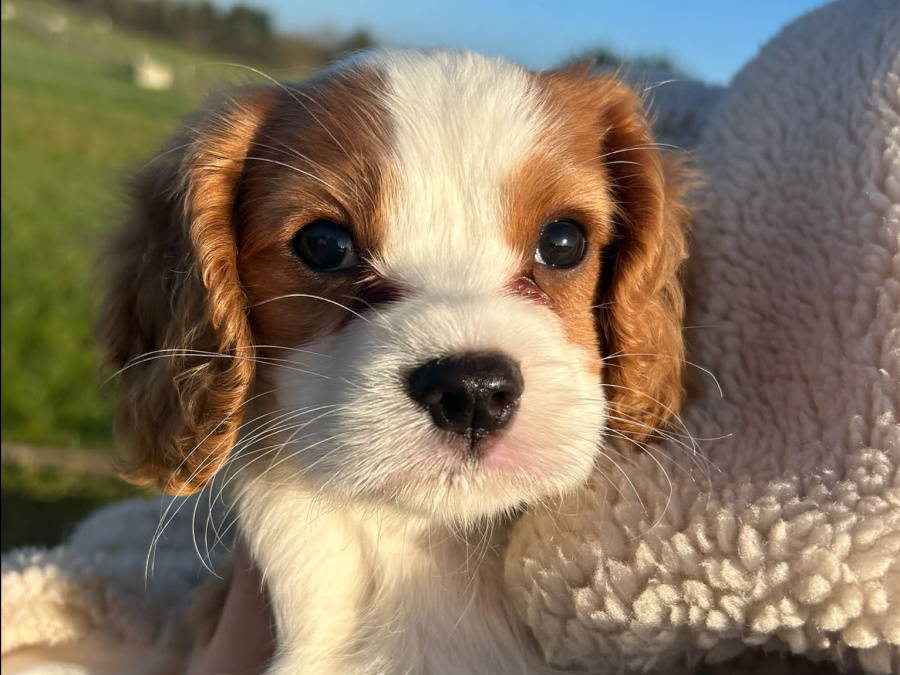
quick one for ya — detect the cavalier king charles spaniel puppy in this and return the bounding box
[98,50,689,674]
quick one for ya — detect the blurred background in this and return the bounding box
[1,0,825,551]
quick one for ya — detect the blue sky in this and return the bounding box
[234,0,829,84]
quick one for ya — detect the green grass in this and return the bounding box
[0,4,321,550]
[1,15,189,449]
[1,5,312,451]
[1,461,148,550]
[0,5,322,556]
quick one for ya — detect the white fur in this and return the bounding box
[375,50,540,294]
[233,52,606,674]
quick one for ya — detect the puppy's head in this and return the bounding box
[98,51,688,523]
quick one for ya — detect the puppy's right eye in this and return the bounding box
[290,220,359,273]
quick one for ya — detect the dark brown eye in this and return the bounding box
[290,220,358,272]
[535,219,587,268]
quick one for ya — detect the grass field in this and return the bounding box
[2,12,192,450]
[0,4,317,549]
[1,4,316,452]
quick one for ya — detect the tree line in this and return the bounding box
[59,0,377,66]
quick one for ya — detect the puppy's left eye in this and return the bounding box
[290,219,359,273]
[535,219,587,268]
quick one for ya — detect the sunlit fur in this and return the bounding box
[97,50,690,674]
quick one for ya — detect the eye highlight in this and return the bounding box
[290,219,359,273]
[534,219,587,268]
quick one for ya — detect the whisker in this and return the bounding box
[138,141,195,171]
[147,396,339,576]
[592,446,648,517]
[601,402,724,484]
[146,387,290,578]
[248,137,374,211]
[250,292,372,325]
[212,435,350,545]
[196,62,378,214]
[639,78,685,96]
[109,348,337,385]
[599,141,682,159]
[209,408,350,543]
[236,156,345,193]
[605,428,673,538]
[596,350,723,398]
[602,159,643,168]
[199,404,344,561]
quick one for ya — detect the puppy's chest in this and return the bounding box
[355,553,538,675]
[240,483,542,674]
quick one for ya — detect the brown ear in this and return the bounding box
[97,86,277,495]
[595,78,691,443]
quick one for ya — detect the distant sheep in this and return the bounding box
[132,53,173,91]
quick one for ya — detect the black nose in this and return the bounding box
[407,354,524,441]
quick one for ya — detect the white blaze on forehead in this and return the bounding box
[374,51,546,293]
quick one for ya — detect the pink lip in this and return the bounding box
[475,442,525,471]
[429,434,526,473]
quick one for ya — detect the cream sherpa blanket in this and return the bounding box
[1,494,224,672]
[507,1,900,673]
[3,1,898,673]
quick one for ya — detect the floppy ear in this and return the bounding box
[595,78,691,443]
[97,86,278,495]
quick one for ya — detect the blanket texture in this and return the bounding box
[2,495,221,669]
[506,0,900,673]
[2,1,898,672]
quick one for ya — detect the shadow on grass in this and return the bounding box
[1,462,147,551]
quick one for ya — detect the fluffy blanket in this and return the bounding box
[507,1,900,673]
[3,1,898,672]
[1,495,221,672]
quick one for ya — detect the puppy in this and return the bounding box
[98,50,689,674]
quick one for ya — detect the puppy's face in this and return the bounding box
[99,51,688,524]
